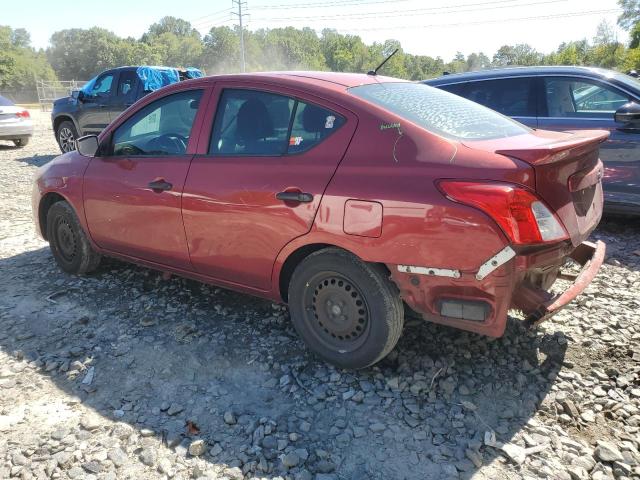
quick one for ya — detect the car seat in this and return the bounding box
[237,98,274,152]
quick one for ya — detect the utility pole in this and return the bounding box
[231,0,247,73]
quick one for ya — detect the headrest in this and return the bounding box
[302,104,328,134]
[237,98,273,142]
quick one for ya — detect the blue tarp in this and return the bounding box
[80,66,204,95]
[185,67,204,79]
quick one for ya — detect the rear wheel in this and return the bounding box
[56,121,78,153]
[46,201,101,274]
[13,137,29,147]
[288,248,404,369]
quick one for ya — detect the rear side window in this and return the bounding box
[350,82,529,140]
[543,77,630,117]
[464,78,535,117]
[111,89,203,156]
[209,89,344,156]
[116,70,138,102]
[0,95,13,106]
[438,83,467,97]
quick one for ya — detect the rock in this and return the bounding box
[139,448,157,466]
[166,403,184,416]
[108,448,127,468]
[580,410,595,423]
[189,439,206,456]
[315,459,336,473]
[282,451,300,468]
[224,411,237,425]
[210,444,223,457]
[369,422,386,433]
[501,443,526,465]
[594,441,624,462]
[80,415,100,431]
[157,457,174,475]
[81,366,95,385]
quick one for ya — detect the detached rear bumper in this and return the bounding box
[390,240,605,338]
[517,240,605,328]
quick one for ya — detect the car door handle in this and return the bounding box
[276,191,314,203]
[148,179,173,192]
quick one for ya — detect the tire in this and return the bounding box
[56,120,78,153]
[288,248,404,369]
[46,201,101,275]
[13,137,30,147]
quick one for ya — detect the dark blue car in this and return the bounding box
[425,66,640,215]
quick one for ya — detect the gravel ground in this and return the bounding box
[1,110,640,480]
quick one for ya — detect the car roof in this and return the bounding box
[160,71,407,98]
[423,66,623,85]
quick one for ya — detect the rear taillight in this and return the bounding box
[438,181,568,245]
[16,110,30,118]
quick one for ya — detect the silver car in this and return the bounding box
[0,95,33,147]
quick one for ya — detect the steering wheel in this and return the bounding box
[146,133,188,154]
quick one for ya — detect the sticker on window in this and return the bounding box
[289,136,303,146]
[325,115,336,129]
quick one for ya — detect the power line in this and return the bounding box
[329,8,621,32]
[251,0,568,22]
[190,7,233,23]
[252,0,535,11]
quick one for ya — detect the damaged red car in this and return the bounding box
[33,72,606,369]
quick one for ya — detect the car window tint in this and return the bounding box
[438,83,467,97]
[288,101,345,154]
[112,89,203,156]
[544,77,630,117]
[210,89,293,156]
[464,78,534,116]
[116,70,138,101]
[0,95,13,106]
[87,74,114,97]
[350,82,529,141]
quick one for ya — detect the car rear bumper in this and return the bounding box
[0,121,33,139]
[389,239,605,337]
[515,240,605,328]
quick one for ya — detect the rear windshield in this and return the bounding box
[349,82,530,141]
[0,95,13,106]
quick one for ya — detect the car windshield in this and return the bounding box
[0,95,14,106]
[349,82,530,141]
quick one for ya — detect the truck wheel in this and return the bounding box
[13,137,30,147]
[46,201,101,275]
[288,248,404,369]
[56,121,78,153]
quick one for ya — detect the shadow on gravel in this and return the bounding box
[0,247,568,479]
[596,216,640,271]
[14,154,57,167]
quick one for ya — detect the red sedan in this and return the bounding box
[33,72,606,369]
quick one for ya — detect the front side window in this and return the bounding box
[209,89,345,156]
[464,78,534,117]
[544,77,630,117]
[350,82,529,140]
[111,89,203,156]
[86,74,114,98]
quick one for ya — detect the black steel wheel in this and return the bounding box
[46,201,101,274]
[288,248,404,369]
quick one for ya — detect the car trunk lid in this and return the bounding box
[464,129,609,247]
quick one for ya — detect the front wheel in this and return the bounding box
[13,137,30,147]
[56,121,78,153]
[288,248,404,369]
[46,201,101,275]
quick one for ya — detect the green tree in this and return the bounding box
[0,25,57,91]
[618,0,640,30]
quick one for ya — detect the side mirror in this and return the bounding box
[614,102,640,125]
[76,135,99,157]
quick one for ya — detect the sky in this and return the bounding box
[2,0,628,61]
